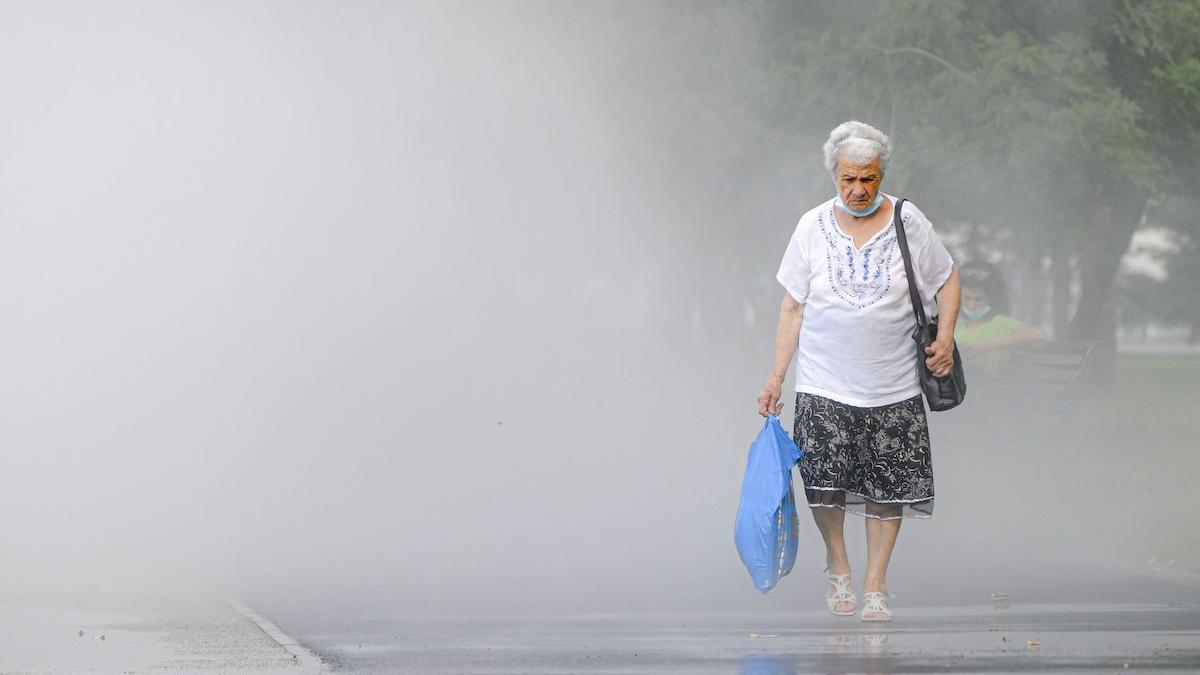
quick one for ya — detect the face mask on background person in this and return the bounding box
[962,304,992,321]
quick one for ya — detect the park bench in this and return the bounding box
[993,340,1104,419]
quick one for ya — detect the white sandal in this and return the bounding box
[860,591,893,622]
[824,569,857,616]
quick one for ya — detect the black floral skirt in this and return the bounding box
[793,392,934,520]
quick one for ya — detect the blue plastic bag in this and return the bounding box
[734,414,802,593]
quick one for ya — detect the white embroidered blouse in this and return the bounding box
[776,194,954,407]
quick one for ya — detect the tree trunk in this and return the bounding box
[1091,298,1119,385]
[1068,188,1150,341]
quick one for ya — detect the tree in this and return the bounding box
[627,0,1200,343]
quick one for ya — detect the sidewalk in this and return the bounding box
[0,591,323,674]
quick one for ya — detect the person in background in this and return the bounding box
[954,261,1046,377]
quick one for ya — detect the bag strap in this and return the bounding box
[892,198,927,327]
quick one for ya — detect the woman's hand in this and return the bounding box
[757,375,785,417]
[924,337,956,378]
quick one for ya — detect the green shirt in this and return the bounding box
[955,314,1021,375]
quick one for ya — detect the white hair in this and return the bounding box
[822,120,891,174]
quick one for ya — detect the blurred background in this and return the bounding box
[0,0,1196,619]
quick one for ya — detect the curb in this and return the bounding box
[222,596,325,670]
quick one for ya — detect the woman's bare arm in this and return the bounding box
[926,266,961,378]
[758,294,805,416]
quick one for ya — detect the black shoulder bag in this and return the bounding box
[893,198,966,411]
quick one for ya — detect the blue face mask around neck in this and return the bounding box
[835,192,885,218]
[962,305,992,321]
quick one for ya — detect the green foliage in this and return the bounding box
[1103,0,1200,193]
[608,1,1199,337]
[657,0,1197,217]
[630,0,1200,335]
[775,2,1179,238]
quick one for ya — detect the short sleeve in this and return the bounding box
[903,204,954,306]
[776,224,811,304]
[989,314,1022,338]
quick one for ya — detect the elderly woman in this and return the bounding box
[757,121,960,622]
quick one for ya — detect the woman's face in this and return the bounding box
[962,286,990,316]
[834,156,883,211]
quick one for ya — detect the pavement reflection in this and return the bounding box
[740,627,896,675]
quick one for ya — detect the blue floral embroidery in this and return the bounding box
[819,205,896,309]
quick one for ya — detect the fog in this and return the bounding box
[0,1,1191,620]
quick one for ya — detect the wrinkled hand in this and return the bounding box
[757,376,784,417]
[924,338,955,378]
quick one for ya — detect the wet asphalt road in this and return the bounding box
[277,605,1200,673]
[269,573,1200,674]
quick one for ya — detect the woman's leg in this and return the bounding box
[863,501,902,596]
[811,496,853,613]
